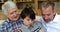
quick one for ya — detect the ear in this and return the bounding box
[53,9,56,15]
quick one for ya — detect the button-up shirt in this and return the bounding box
[35,14,60,32]
[0,19,22,32]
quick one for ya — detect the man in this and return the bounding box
[35,1,60,32]
[0,1,22,32]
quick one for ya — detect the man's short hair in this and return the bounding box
[40,1,55,10]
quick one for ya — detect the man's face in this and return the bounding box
[41,6,55,23]
[22,16,33,27]
[8,8,19,21]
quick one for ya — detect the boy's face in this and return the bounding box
[22,16,34,27]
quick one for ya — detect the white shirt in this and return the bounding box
[35,14,60,32]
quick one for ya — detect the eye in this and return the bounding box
[14,10,17,12]
[27,19,33,22]
[47,14,50,16]
[42,14,50,16]
[10,12,14,15]
[42,14,45,16]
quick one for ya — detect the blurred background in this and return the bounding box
[0,0,60,20]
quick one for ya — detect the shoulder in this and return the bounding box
[57,14,60,18]
[56,14,60,20]
[34,21,42,27]
[2,20,9,25]
[1,20,9,28]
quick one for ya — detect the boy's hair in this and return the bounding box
[20,7,35,20]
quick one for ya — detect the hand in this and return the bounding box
[39,30,43,32]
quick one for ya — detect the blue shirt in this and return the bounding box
[0,19,22,32]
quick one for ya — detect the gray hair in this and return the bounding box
[2,1,18,16]
[40,1,55,11]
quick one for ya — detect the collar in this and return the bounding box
[6,18,20,24]
[42,13,60,24]
[22,23,34,29]
[52,13,60,23]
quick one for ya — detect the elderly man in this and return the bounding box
[36,1,60,32]
[0,1,22,32]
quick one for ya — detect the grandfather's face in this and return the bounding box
[41,6,56,23]
[8,8,19,21]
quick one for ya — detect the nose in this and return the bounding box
[44,15,48,20]
[13,13,16,16]
[45,17,48,20]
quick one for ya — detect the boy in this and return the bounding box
[19,7,45,32]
